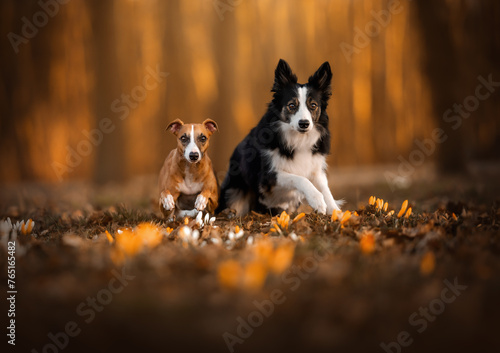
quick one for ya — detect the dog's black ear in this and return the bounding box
[203,119,218,134]
[272,59,297,92]
[166,119,184,135]
[308,61,332,98]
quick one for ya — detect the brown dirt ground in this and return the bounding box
[1,164,500,353]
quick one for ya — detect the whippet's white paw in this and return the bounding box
[195,194,208,211]
[161,194,175,211]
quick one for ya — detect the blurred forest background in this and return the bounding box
[0,0,499,184]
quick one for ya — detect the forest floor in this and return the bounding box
[1,163,500,353]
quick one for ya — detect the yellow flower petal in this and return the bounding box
[254,239,274,262]
[105,230,114,244]
[292,213,305,223]
[25,219,34,234]
[115,229,142,256]
[360,233,375,254]
[269,243,295,274]
[383,202,388,212]
[242,260,268,290]
[340,211,352,225]
[331,210,340,222]
[276,211,290,230]
[218,260,242,289]
[398,200,408,218]
[420,252,435,275]
[135,223,162,249]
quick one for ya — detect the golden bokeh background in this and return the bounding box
[0,0,498,184]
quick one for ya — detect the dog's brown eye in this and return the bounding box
[310,102,318,109]
[180,136,188,143]
[288,103,296,110]
[199,135,207,143]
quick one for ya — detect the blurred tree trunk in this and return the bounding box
[0,2,32,180]
[414,0,466,173]
[0,2,60,181]
[210,8,239,178]
[88,0,125,184]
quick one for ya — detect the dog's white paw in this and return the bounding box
[161,194,175,211]
[327,199,342,214]
[195,194,208,211]
[307,191,327,214]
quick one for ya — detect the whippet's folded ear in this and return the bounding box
[203,119,218,135]
[166,119,184,135]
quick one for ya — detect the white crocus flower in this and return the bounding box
[0,219,12,238]
[13,221,22,233]
[192,229,200,242]
[179,226,192,243]
[20,219,35,235]
[211,237,220,245]
[196,211,204,228]
[235,228,244,239]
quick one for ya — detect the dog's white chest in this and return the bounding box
[177,174,203,195]
[266,150,325,178]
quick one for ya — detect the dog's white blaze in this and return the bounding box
[184,125,201,162]
[290,86,312,132]
[278,121,321,153]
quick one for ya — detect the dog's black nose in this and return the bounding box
[189,152,199,161]
[298,120,310,130]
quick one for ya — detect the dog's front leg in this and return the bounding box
[276,171,327,214]
[311,171,342,214]
[160,190,179,217]
[205,194,218,214]
[195,190,217,213]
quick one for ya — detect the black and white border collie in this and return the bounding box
[217,59,343,216]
